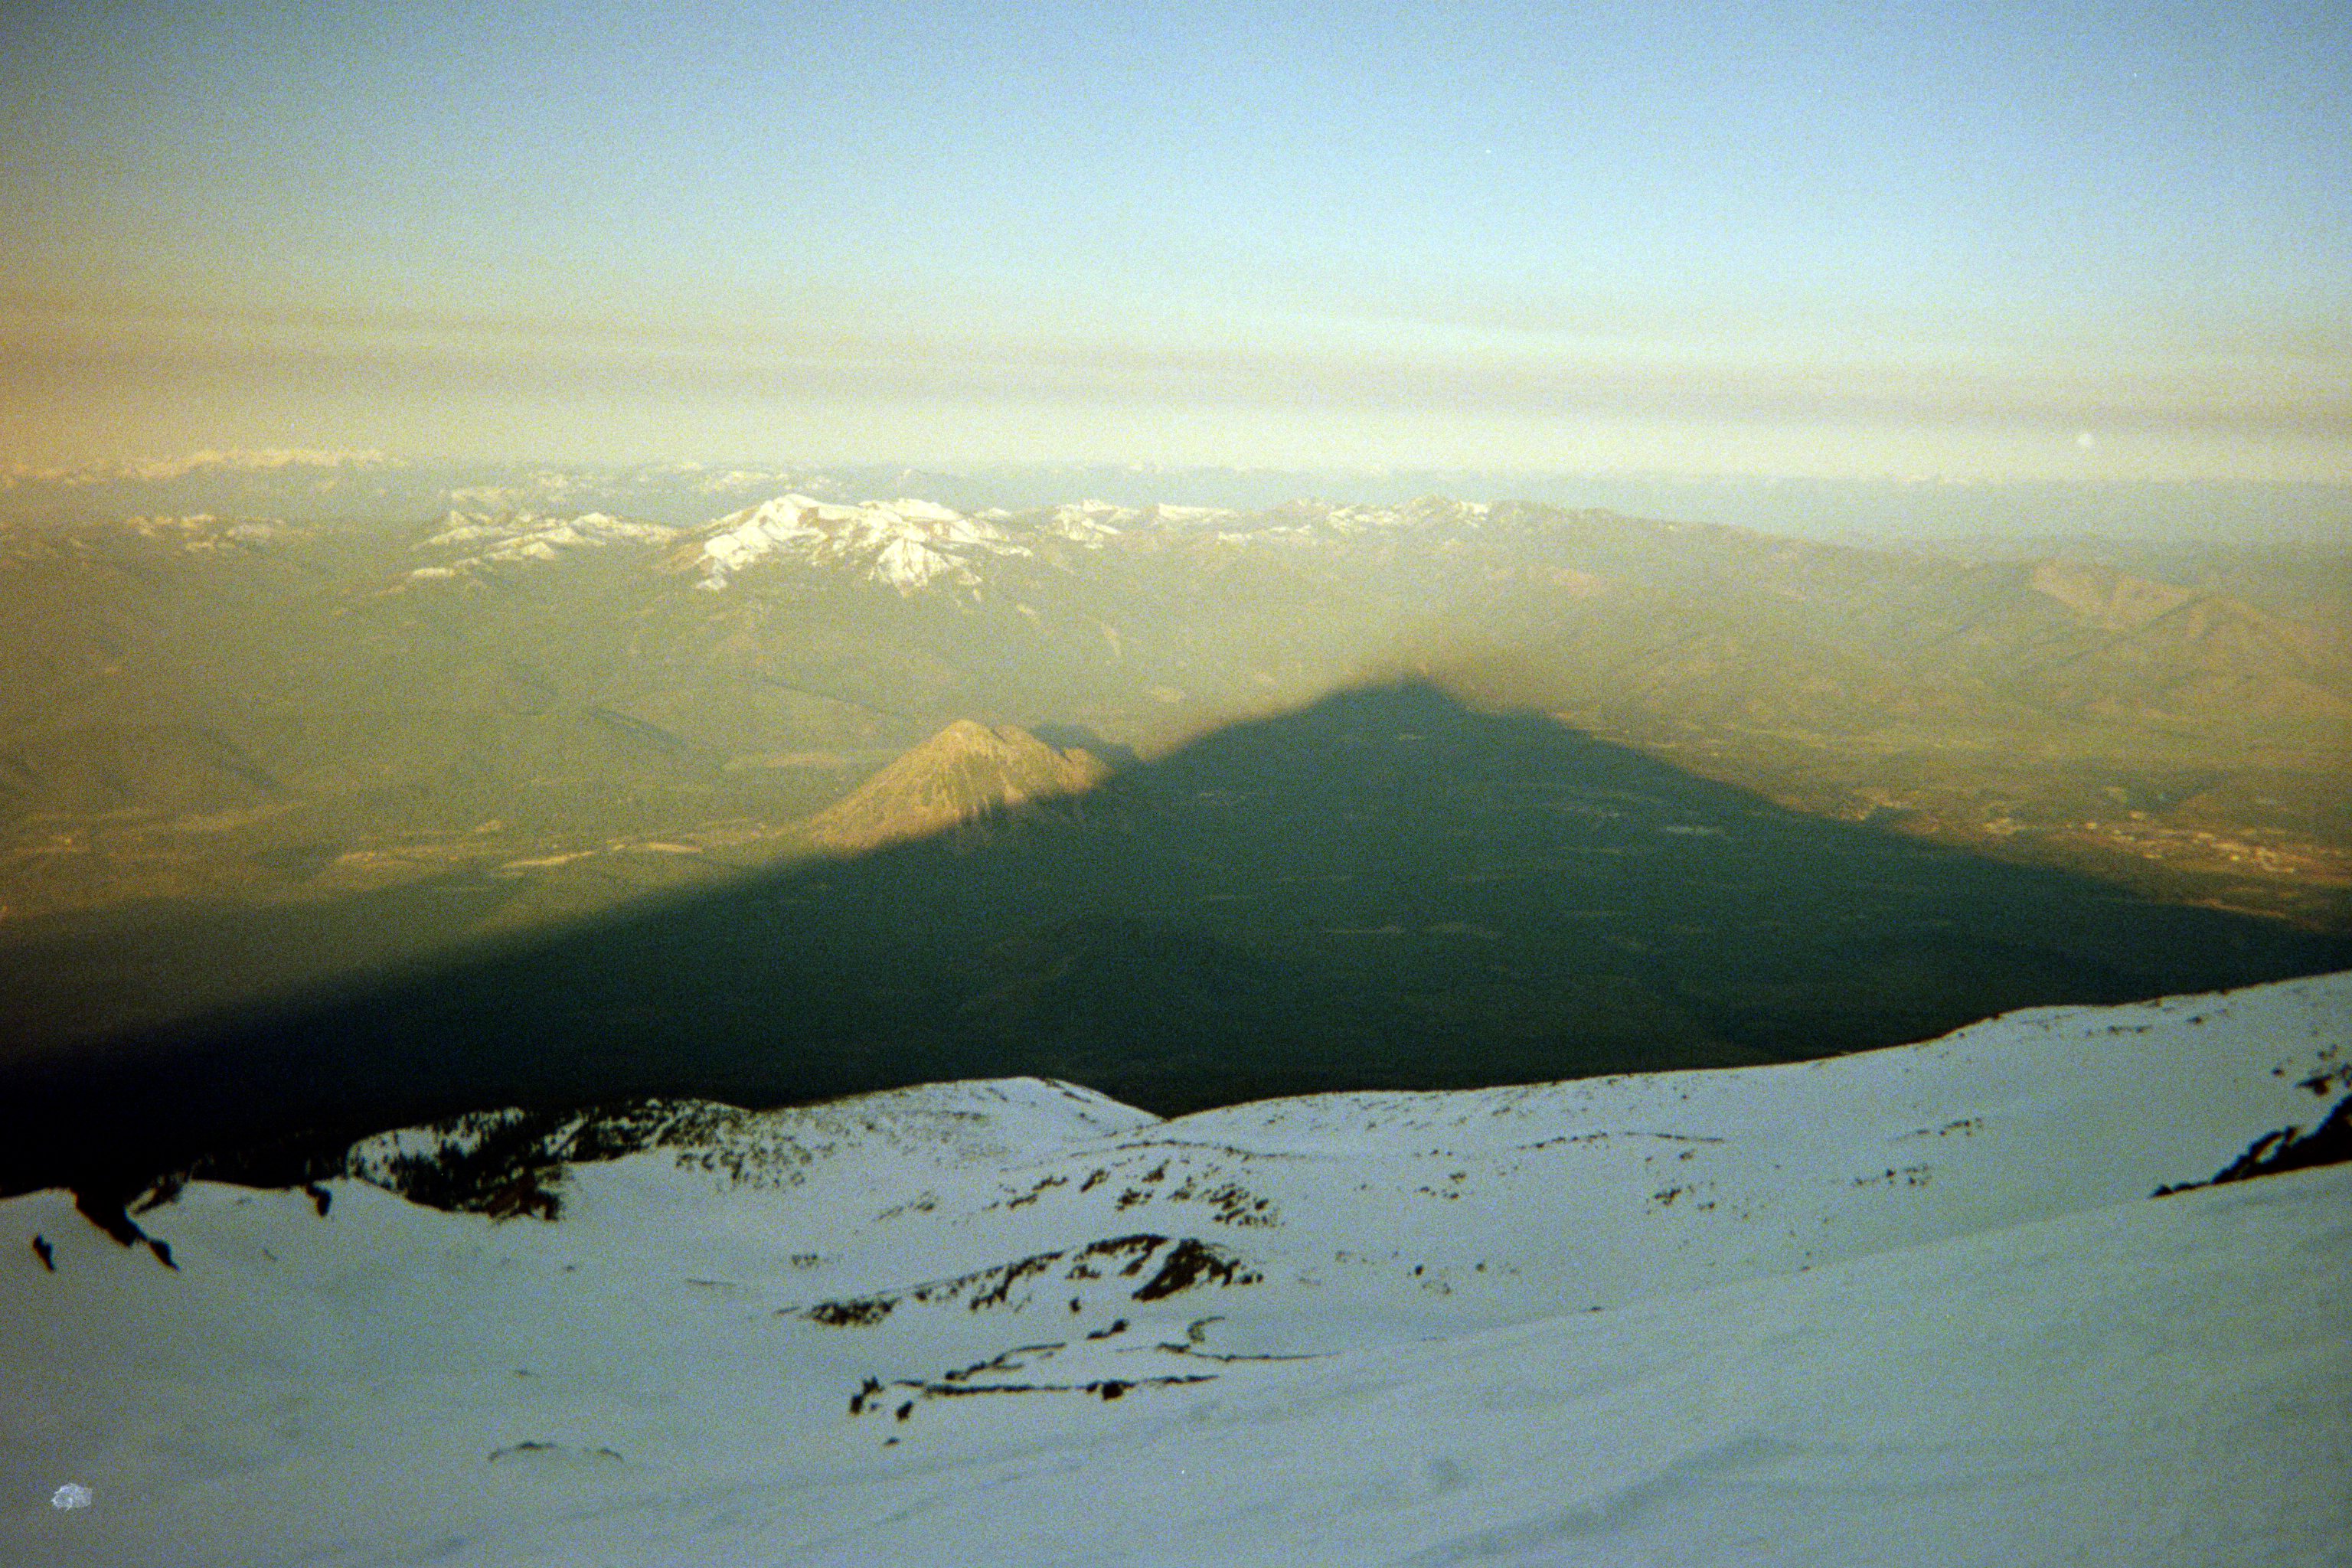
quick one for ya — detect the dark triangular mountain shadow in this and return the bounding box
[5,679,2347,1198]
[1025,721,1142,769]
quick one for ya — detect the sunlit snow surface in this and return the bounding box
[5,975,2347,1565]
[688,493,1037,593]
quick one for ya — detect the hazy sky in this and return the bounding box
[2,1,2345,480]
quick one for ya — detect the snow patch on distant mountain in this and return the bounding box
[406,511,678,580]
[1047,500,1231,537]
[1322,495,1494,533]
[664,489,1466,596]
[6,448,394,487]
[117,514,297,550]
[1159,494,1500,544]
[692,467,799,496]
[681,493,1084,595]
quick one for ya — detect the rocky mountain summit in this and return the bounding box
[805,720,1110,852]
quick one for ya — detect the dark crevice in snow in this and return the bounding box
[485,1441,622,1464]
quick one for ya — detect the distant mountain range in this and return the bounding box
[11,451,2349,545]
[1,489,2346,1063]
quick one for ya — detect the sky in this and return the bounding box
[2,0,2346,481]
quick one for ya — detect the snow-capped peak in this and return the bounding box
[681,494,1085,596]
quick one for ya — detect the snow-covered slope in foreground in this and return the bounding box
[4,975,2347,1566]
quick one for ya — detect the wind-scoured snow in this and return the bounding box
[3,975,2346,1566]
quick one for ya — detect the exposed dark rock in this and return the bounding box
[801,1233,1259,1328]
[129,1172,185,1214]
[70,1184,181,1269]
[478,1174,560,1222]
[807,1297,895,1328]
[970,1252,1058,1311]
[72,1184,158,1253]
[362,1109,582,1220]
[2154,1093,2352,1197]
[1132,1237,1260,1301]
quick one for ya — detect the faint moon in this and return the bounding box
[51,1482,93,1510]
[2076,431,2096,449]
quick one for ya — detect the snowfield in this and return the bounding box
[4,974,2347,1565]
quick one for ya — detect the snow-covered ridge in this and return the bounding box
[405,509,678,580]
[678,492,1107,594]
[5,449,394,487]
[1039,495,1493,542]
[300,970,2347,1323]
[5,974,2345,1565]
[1321,495,1493,533]
[364,490,1543,595]
[1048,498,1225,537]
[110,514,296,549]
[670,492,1515,594]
